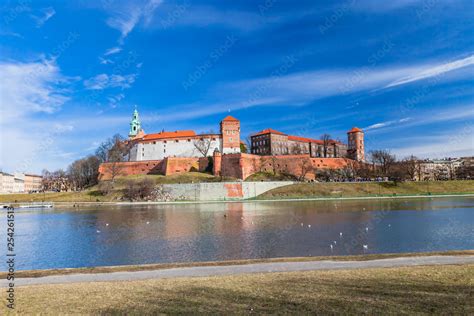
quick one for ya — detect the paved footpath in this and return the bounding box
[5,255,474,287]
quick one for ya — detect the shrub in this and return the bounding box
[124,179,155,201]
[98,181,114,196]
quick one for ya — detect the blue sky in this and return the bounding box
[0,0,473,173]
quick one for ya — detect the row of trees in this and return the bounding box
[343,150,472,182]
[253,149,473,182]
[42,134,129,191]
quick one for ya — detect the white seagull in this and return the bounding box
[363,244,368,250]
[146,221,150,225]
[339,232,343,237]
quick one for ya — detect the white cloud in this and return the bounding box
[83,73,136,90]
[104,46,122,56]
[0,59,70,122]
[392,129,474,159]
[354,0,423,12]
[364,118,411,131]
[106,0,163,42]
[159,5,265,31]
[32,7,56,27]
[0,31,23,38]
[99,57,114,65]
[365,104,474,135]
[0,60,73,173]
[385,55,474,88]
[216,55,474,109]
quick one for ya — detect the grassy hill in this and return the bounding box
[257,180,474,199]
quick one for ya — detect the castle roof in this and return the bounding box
[253,128,342,144]
[252,128,286,136]
[141,130,196,141]
[222,115,239,122]
[347,127,363,133]
[288,135,323,144]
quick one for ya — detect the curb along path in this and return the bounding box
[4,255,474,287]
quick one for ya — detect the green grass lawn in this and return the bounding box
[3,264,473,314]
[244,171,297,182]
[258,180,474,199]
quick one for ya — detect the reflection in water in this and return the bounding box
[2,197,473,271]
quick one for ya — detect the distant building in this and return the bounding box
[128,109,241,161]
[418,158,464,180]
[0,172,24,194]
[0,172,43,194]
[23,174,43,192]
[250,127,365,162]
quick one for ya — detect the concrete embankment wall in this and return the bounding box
[162,181,294,201]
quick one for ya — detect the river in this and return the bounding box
[2,196,473,271]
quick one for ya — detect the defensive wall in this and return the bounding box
[213,152,357,180]
[98,157,209,180]
[161,181,294,201]
[99,153,358,180]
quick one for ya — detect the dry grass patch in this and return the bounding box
[3,264,473,314]
[3,250,473,279]
[258,180,474,199]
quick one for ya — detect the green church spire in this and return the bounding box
[129,107,142,138]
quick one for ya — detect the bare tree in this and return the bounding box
[290,143,303,155]
[401,155,421,180]
[102,161,125,183]
[96,134,128,163]
[68,155,101,189]
[321,134,331,158]
[193,137,213,157]
[369,150,396,177]
[297,158,313,181]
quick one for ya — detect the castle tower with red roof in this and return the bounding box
[347,127,365,162]
[220,116,241,154]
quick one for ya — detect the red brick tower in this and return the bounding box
[213,148,222,176]
[347,127,365,162]
[220,116,241,154]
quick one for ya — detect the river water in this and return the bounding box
[2,197,473,271]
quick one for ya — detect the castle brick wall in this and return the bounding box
[99,157,210,179]
[98,160,165,180]
[163,157,209,175]
[99,154,358,181]
[219,153,355,180]
[219,153,243,179]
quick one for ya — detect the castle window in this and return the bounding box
[175,140,179,143]
[187,139,191,142]
[212,138,216,141]
[229,137,233,142]
[153,141,156,144]
[164,140,167,144]
[164,149,166,153]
